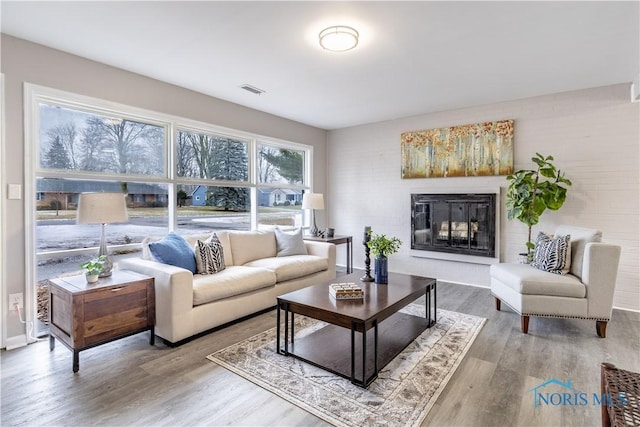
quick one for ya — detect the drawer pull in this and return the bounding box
[111,287,125,292]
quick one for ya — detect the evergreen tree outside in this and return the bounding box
[208,137,249,211]
[44,136,72,169]
[259,147,304,184]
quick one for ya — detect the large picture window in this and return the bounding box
[29,86,313,336]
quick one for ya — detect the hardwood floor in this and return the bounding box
[2,280,639,426]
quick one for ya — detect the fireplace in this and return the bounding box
[411,193,496,258]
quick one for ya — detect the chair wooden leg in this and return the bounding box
[596,320,608,338]
[521,315,529,334]
[495,297,501,311]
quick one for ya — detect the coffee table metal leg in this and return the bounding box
[426,286,430,325]
[276,303,281,354]
[291,312,295,345]
[362,324,366,386]
[434,282,437,324]
[284,305,289,355]
[350,322,356,383]
[373,319,378,376]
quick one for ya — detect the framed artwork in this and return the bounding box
[401,119,514,179]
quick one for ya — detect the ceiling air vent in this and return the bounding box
[240,84,265,95]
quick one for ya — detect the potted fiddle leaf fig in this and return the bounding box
[506,153,572,261]
[80,255,107,283]
[366,231,402,284]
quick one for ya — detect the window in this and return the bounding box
[256,142,307,229]
[28,85,313,337]
[177,128,249,182]
[38,103,166,177]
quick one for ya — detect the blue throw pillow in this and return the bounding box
[148,232,197,273]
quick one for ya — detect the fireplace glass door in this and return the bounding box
[411,193,495,257]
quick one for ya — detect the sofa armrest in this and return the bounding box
[304,241,336,269]
[118,258,194,333]
[582,242,621,319]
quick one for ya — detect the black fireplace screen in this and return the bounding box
[411,193,496,257]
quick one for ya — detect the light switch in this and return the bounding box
[8,184,22,200]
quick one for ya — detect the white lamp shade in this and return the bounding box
[301,193,324,210]
[77,192,128,224]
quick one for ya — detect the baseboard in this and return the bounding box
[437,279,489,289]
[4,334,27,350]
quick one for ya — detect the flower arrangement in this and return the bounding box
[366,231,402,258]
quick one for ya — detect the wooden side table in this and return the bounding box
[304,235,353,273]
[49,269,155,373]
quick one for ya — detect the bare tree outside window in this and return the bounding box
[38,103,165,177]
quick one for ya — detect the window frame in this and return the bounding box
[27,83,313,253]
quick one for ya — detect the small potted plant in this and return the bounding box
[80,255,106,283]
[366,231,402,284]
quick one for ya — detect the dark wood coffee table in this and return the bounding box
[276,271,436,387]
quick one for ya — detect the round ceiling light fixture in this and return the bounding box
[319,25,359,52]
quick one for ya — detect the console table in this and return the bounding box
[304,234,352,273]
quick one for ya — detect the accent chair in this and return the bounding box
[490,226,621,338]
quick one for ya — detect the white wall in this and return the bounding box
[0,35,329,347]
[328,84,639,311]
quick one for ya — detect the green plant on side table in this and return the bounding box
[80,255,107,284]
[506,153,572,262]
[366,231,402,284]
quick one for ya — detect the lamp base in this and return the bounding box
[310,210,320,237]
[98,223,113,277]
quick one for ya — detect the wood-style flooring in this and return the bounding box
[2,277,639,426]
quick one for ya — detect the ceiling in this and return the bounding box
[2,1,638,130]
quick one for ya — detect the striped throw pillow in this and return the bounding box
[531,232,571,275]
[194,234,226,275]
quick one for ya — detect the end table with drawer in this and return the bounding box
[48,269,155,373]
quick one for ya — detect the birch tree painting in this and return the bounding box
[401,119,514,179]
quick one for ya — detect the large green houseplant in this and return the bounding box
[506,153,572,259]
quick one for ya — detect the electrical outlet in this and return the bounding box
[9,293,23,314]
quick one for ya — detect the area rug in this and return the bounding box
[207,305,485,427]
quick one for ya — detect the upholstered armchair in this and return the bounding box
[490,226,621,337]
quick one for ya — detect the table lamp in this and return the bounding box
[77,192,128,277]
[301,193,324,237]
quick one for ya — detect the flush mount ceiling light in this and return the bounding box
[319,25,359,52]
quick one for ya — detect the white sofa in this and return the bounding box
[119,230,336,344]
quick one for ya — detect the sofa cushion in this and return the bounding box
[194,235,225,275]
[148,232,197,273]
[555,226,602,280]
[244,255,328,282]
[531,232,571,275]
[229,230,277,265]
[192,266,276,306]
[490,263,585,298]
[274,228,308,257]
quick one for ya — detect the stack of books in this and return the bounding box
[329,283,364,300]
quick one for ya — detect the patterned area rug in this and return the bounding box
[207,305,485,427]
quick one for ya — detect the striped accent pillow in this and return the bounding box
[531,232,571,275]
[195,234,226,275]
